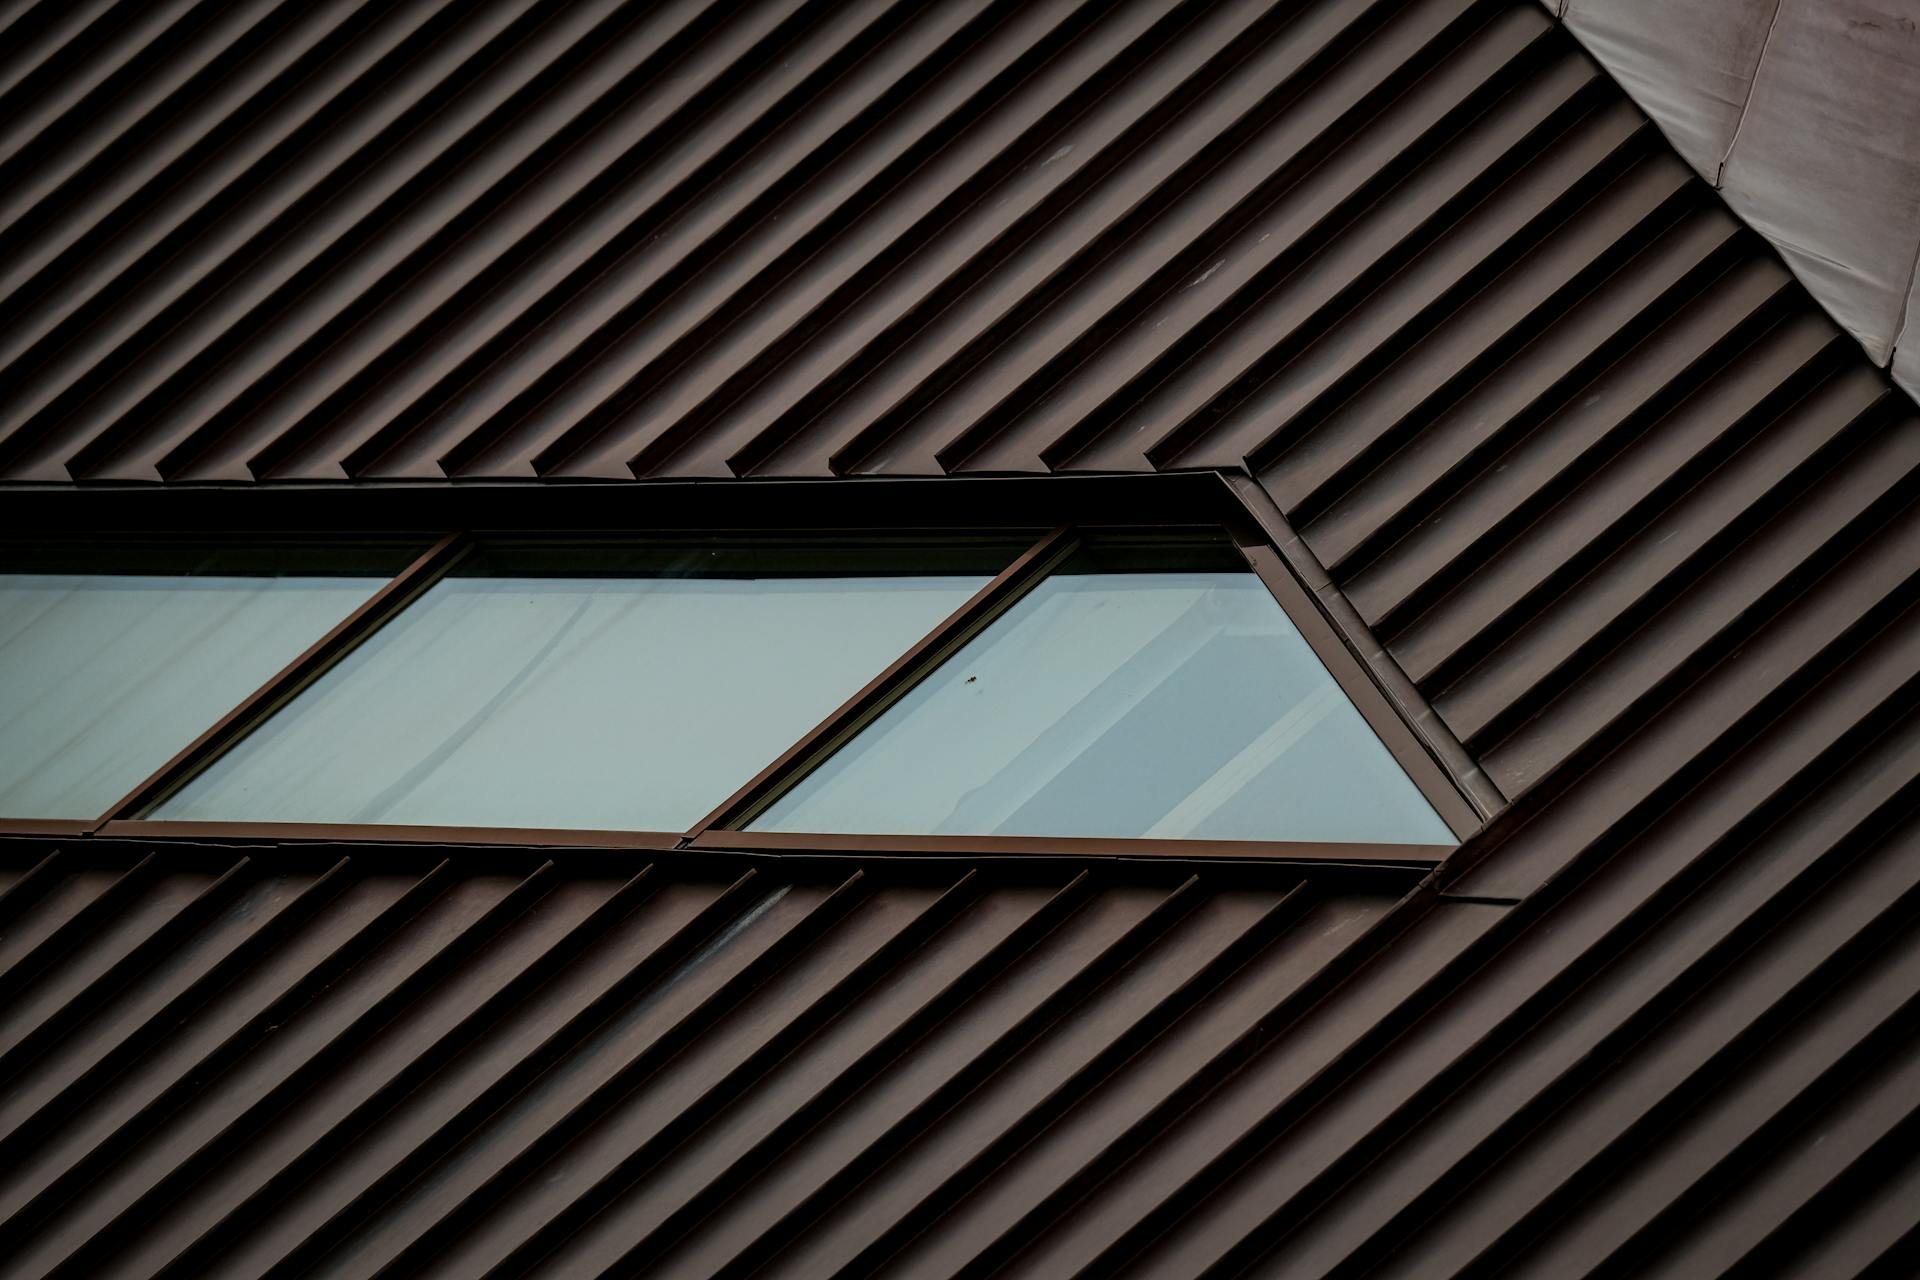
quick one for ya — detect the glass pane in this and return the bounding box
[0,542,409,819]
[154,539,1009,831]
[752,542,1456,844]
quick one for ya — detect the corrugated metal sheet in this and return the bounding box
[0,0,1733,485]
[0,844,1408,1277]
[3,0,1919,1275]
[1,732,1914,1280]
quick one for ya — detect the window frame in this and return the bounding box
[0,475,1486,866]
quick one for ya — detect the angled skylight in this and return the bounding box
[153,540,1006,832]
[0,543,407,819]
[750,539,1456,845]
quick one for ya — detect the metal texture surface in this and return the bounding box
[0,0,1770,485]
[2,0,1919,1275]
[0,752,1915,1280]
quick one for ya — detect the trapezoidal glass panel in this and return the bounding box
[153,538,1011,831]
[751,538,1456,845]
[0,541,410,819]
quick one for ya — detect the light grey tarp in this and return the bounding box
[1542,0,1920,401]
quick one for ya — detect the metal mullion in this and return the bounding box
[1223,471,1499,823]
[0,819,96,837]
[687,830,1451,867]
[95,820,683,851]
[1230,533,1485,843]
[685,527,1081,839]
[93,531,472,826]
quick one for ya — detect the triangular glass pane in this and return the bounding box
[751,538,1455,845]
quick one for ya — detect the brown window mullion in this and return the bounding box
[92,531,473,826]
[1230,538,1482,842]
[685,527,1081,840]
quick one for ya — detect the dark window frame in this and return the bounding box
[0,474,1486,865]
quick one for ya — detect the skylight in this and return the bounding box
[152,540,1002,832]
[0,543,407,818]
[748,539,1454,844]
[2,525,1468,854]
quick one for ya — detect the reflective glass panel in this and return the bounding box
[155,540,1008,830]
[752,539,1456,844]
[0,543,407,819]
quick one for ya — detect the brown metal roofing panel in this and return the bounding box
[1,0,1909,498]
[4,790,1906,1277]
[0,714,1908,1259]
[0,845,1436,1279]
[0,0,1694,488]
[2,0,1919,1276]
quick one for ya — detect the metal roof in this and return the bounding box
[1,769,1914,1279]
[0,0,1830,487]
[1,0,1917,1275]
